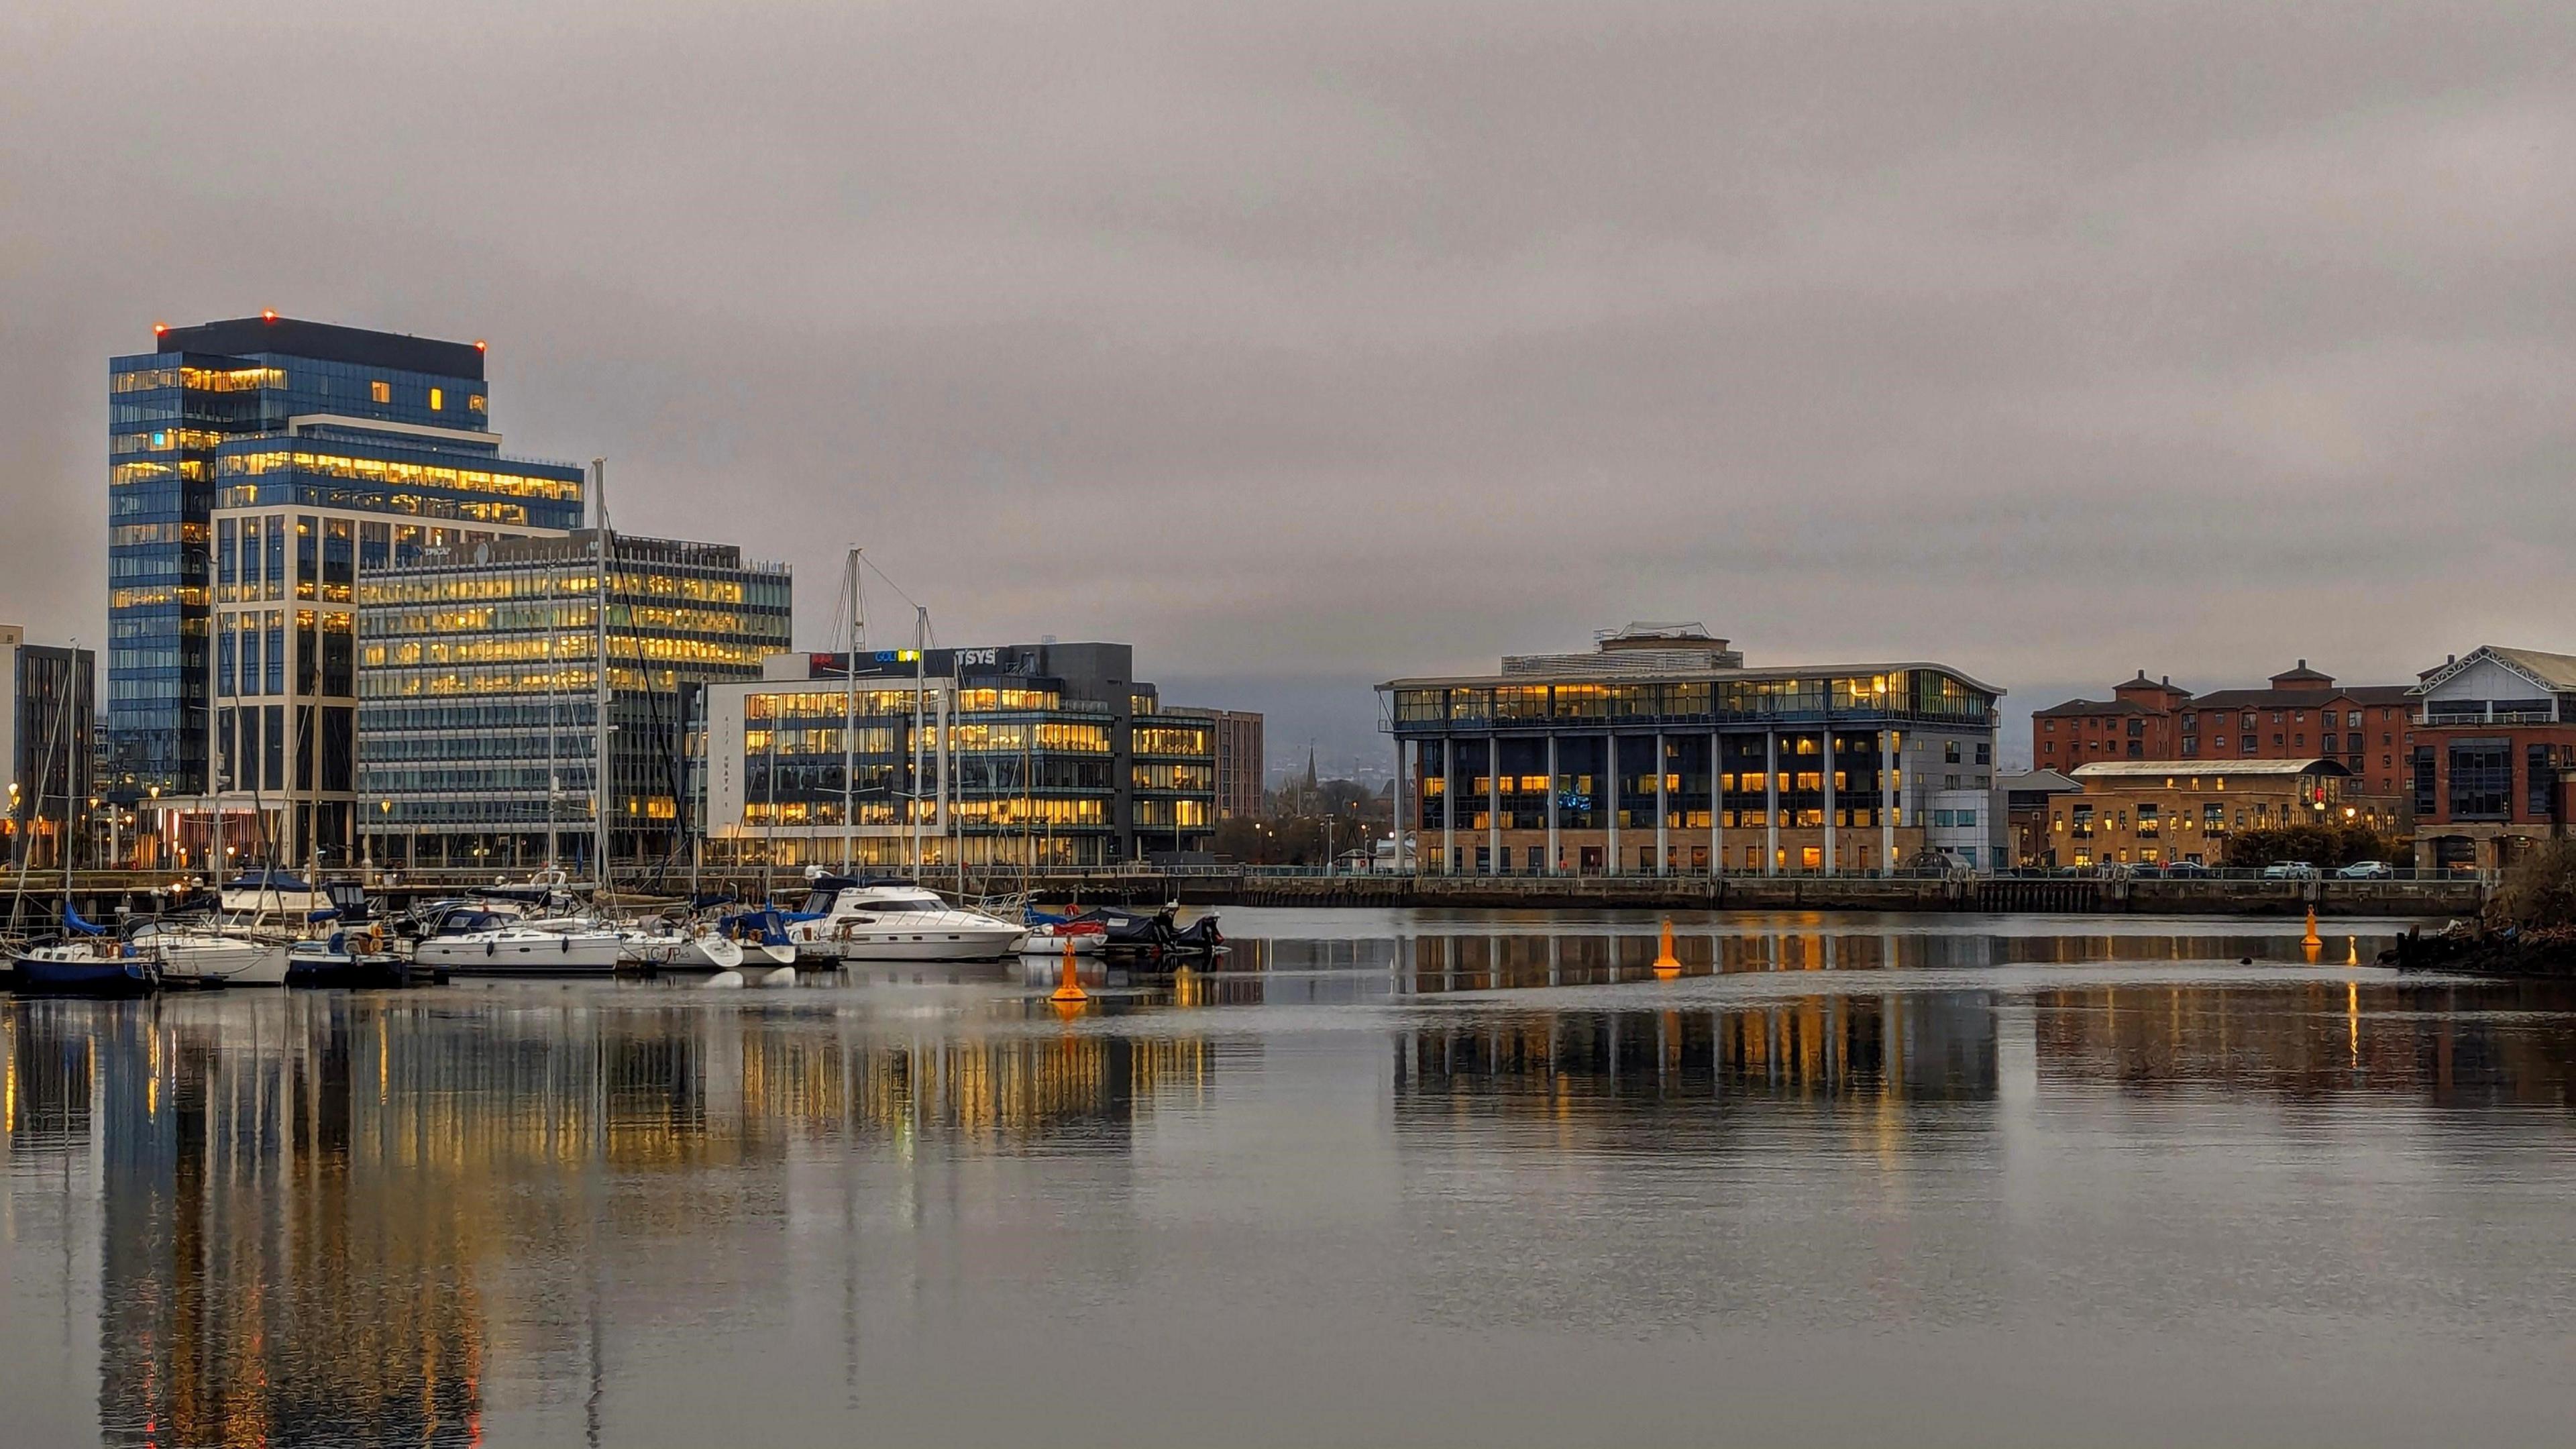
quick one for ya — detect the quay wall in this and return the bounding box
[7,869,2487,924]
[1218,874,2485,917]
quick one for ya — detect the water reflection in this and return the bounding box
[3,931,2574,1447]
[5,996,1207,1448]
[1211,923,2402,1000]
[1399,993,2000,1109]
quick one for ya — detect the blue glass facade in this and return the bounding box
[106,317,583,806]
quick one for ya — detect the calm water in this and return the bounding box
[6,908,2576,1448]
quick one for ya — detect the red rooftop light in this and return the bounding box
[152,323,167,335]
[262,309,278,321]
[474,339,487,352]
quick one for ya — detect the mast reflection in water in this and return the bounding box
[3,910,2574,1447]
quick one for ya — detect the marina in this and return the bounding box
[3,906,2574,1445]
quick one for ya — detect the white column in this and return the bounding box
[1711,730,1723,876]
[1764,729,1780,876]
[1823,729,1838,875]
[1486,732,1501,875]
[1654,731,1669,875]
[1545,734,1560,873]
[1605,733,1619,875]
[1440,736,1454,875]
[1882,729,1897,875]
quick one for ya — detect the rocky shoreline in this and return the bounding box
[2383,925,2576,979]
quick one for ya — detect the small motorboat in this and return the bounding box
[617,918,746,971]
[1018,918,1108,956]
[284,933,420,989]
[1046,906,1225,959]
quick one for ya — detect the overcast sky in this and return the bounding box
[6,1,2573,771]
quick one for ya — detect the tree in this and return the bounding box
[2489,839,2576,930]
[2219,824,2397,869]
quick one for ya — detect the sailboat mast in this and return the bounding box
[11,645,70,932]
[544,557,559,873]
[910,606,926,877]
[62,639,77,906]
[843,547,860,875]
[591,458,612,889]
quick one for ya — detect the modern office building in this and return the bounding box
[1377,623,2005,875]
[1168,706,1263,819]
[2404,645,2576,872]
[2034,663,2414,800]
[1,627,97,871]
[108,314,585,867]
[355,531,790,876]
[700,642,1216,869]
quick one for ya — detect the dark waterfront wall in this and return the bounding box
[1205,873,2485,917]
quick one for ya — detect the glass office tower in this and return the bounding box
[356,532,791,877]
[107,315,584,866]
[698,643,1219,869]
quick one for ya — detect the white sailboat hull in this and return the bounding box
[136,931,292,986]
[419,931,624,974]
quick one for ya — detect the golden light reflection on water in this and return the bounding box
[2,946,2573,1447]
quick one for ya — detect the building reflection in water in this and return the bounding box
[2030,979,2576,1107]
[3,957,2571,1446]
[1210,924,2405,1003]
[1,995,1204,1448]
[1398,994,2001,1112]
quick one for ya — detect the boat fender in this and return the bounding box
[561,934,571,953]
[486,940,496,957]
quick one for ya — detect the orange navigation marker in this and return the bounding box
[1049,936,1089,1004]
[2302,905,2323,949]
[1652,918,1682,979]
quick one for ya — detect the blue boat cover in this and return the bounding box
[62,906,105,936]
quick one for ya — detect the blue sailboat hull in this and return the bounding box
[10,952,160,996]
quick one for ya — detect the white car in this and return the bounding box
[2337,860,2394,879]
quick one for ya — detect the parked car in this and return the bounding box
[2337,860,2394,879]
[2163,859,2212,877]
[2261,861,2318,879]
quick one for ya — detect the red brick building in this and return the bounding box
[2405,645,2576,872]
[2035,663,2412,800]
[2031,672,2187,766]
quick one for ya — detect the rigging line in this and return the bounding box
[857,553,923,614]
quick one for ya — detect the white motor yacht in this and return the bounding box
[784,877,1026,961]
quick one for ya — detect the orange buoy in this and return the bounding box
[1652,917,1682,978]
[1049,936,1089,1004]
[2302,905,2322,949]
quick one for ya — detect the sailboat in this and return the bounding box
[11,907,162,994]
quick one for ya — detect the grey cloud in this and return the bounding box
[6,0,2576,773]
